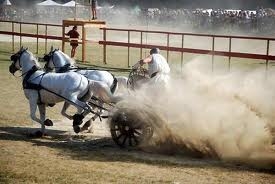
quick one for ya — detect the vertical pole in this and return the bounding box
[212,36,215,72]
[19,23,22,48]
[103,28,107,64]
[45,25,48,54]
[228,37,232,72]
[181,34,184,72]
[36,24,39,54]
[74,2,77,20]
[62,21,65,52]
[167,33,170,62]
[140,31,143,60]
[82,24,86,62]
[89,0,92,20]
[127,30,130,67]
[266,39,270,72]
[12,22,14,52]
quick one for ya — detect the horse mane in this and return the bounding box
[57,50,76,66]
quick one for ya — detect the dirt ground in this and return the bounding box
[0,37,275,183]
[1,118,275,184]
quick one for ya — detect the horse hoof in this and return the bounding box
[73,114,84,126]
[44,119,53,126]
[73,126,81,134]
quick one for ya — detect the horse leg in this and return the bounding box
[38,104,53,127]
[67,98,91,133]
[28,94,45,137]
[61,102,73,120]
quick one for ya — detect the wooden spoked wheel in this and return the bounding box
[110,111,153,147]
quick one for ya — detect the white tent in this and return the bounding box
[62,0,75,7]
[2,0,12,6]
[37,0,62,6]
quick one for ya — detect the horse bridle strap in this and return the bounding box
[22,66,43,90]
[58,64,71,73]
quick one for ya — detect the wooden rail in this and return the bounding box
[100,27,275,70]
[1,20,275,71]
[0,20,63,54]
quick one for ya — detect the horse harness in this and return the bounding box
[22,65,48,105]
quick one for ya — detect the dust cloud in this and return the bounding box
[115,56,275,169]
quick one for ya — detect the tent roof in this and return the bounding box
[62,0,75,7]
[37,0,62,6]
[2,0,12,6]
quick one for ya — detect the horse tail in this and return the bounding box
[110,74,118,94]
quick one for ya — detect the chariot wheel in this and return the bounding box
[110,111,153,147]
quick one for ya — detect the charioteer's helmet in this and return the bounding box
[150,48,160,55]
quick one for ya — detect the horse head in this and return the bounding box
[43,48,74,73]
[9,47,28,74]
[9,47,39,75]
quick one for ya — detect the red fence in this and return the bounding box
[1,20,275,71]
[0,20,63,54]
[99,27,275,70]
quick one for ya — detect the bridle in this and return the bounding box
[43,49,71,72]
[43,49,57,71]
[10,49,40,77]
[10,48,27,68]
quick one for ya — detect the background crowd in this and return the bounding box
[1,4,275,36]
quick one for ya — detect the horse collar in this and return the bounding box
[22,66,42,90]
[58,63,71,73]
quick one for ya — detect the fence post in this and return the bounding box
[62,22,65,52]
[266,39,270,72]
[181,34,184,72]
[12,22,14,52]
[140,31,143,60]
[36,24,39,54]
[19,22,22,48]
[45,25,48,54]
[103,28,107,64]
[127,30,130,67]
[211,36,215,72]
[82,25,86,62]
[167,33,170,62]
[228,37,232,72]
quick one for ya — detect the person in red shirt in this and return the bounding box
[65,26,80,58]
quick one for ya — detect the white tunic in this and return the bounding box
[147,54,170,89]
[148,54,170,77]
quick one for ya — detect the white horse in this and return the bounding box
[43,49,118,93]
[43,49,127,130]
[44,49,129,93]
[9,47,120,136]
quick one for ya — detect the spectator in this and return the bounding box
[91,0,97,20]
[65,26,80,58]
